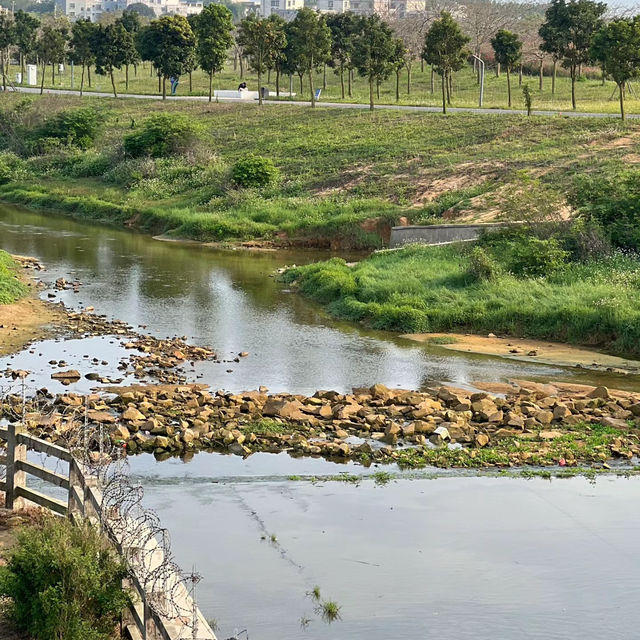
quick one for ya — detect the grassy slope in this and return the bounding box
[9,61,640,116]
[283,244,640,356]
[1,94,639,246]
[0,251,27,304]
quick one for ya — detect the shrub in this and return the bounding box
[468,246,500,281]
[231,154,280,188]
[507,236,569,277]
[0,152,27,185]
[570,171,640,250]
[0,517,130,640]
[35,108,101,150]
[123,114,198,158]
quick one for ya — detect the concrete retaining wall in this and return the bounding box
[389,223,513,249]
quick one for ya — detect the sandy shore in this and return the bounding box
[402,332,640,375]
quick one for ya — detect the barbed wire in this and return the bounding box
[0,378,208,639]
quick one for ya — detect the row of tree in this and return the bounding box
[1,2,640,116]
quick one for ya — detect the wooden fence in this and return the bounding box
[0,422,216,640]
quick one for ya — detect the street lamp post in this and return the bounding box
[472,55,485,108]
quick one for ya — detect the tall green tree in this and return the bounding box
[286,8,331,108]
[562,0,606,109]
[14,10,39,84]
[491,29,522,107]
[114,15,140,90]
[70,18,96,96]
[539,0,570,95]
[326,12,361,99]
[0,13,16,92]
[422,11,470,114]
[592,18,640,120]
[265,14,287,97]
[237,15,286,106]
[352,14,395,111]
[192,3,234,102]
[145,15,196,100]
[390,38,408,103]
[34,18,69,94]
[92,22,135,98]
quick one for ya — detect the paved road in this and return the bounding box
[6,85,633,119]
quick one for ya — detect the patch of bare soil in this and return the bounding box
[402,332,640,374]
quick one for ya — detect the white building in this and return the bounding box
[259,0,303,18]
[316,0,350,13]
[65,0,202,21]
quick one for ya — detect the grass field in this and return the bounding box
[8,60,639,115]
[282,240,640,356]
[0,251,27,304]
[1,93,639,247]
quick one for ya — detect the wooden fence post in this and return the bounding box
[5,423,26,511]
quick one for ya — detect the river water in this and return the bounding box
[2,203,640,639]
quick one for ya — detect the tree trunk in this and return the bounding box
[348,67,352,97]
[323,63,327,90]
[506,67,511,107]
[421,58,424,72]
[441,71,446,114]
[80,63,85,96]
[309,68,315,107]
[233,51,237,71]
[51,63,55,85]
[258,69,262,105]
[446,70,451,105]
[40,61,46,94]
[88,65,91,88]
[134,63,137,76]
[518,64,522,87]
[208,71,212,102]
[430,65,434,94]
[162,75,166,100]
[158,73,161,93]
[449,71,453,98]
[571,67,576,110]
[369,76,374,111]
[376,79,380,99]
[125,64,129,91]
[20,52,24,84]
[289,73,292,97]
[239,55,244,78]
[619,81,625,120]
[150,63,153,77]
[552,59,557,95]
[189,71,193,92]
[539,59,544,91]
[407,65,411,94]
[496,62,500,78]
[395,70,400,101]
[110,69,117,98]
[276,68,280,97]
[1,52,6,92]
[299,73,303,94]
[268,68,271,83]
[601,66,606,86]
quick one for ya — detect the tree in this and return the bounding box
[14,10,40,84]
[592,17,640,120]
[286,8,332,108]
[115,15,140,91]
[491,29,522,107]
[237,15,286,106]
[145,15,196,100]
[0,13,16,92]
[326,12,361,99]
[92,22,135,98]
[390,38,408,102]
[352,14,395,111]
[192,4,234,102]
[539,0,570,95]
[562,0,606,109]
[34,18,69,95]
[70,18,96,96]
[422,11,470,114]
[125,3,156,19]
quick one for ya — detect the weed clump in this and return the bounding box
[231,154,280,188]
[124,114,199,158]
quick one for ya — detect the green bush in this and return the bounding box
[0,152,26,185]
[468,246,500,281]
[123,114,198,158]
[231,154,280,188]
[0,250,27,304]
[0,517,130,640]
[35,108,100,150]
[507,236,569,277]
[570,171,640,250]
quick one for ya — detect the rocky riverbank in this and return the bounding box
[7,379,640,471]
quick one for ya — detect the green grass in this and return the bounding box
[1,93,638,246]
[0,251,27,304]
[282,242,640,356]
[9,60,638,116]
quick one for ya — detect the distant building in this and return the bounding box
[316,0,350,13]
[259,0,303,18]
[64,0,202,21]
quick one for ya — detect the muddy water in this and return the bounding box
[3,204,640,640]
[0,204,637,393]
